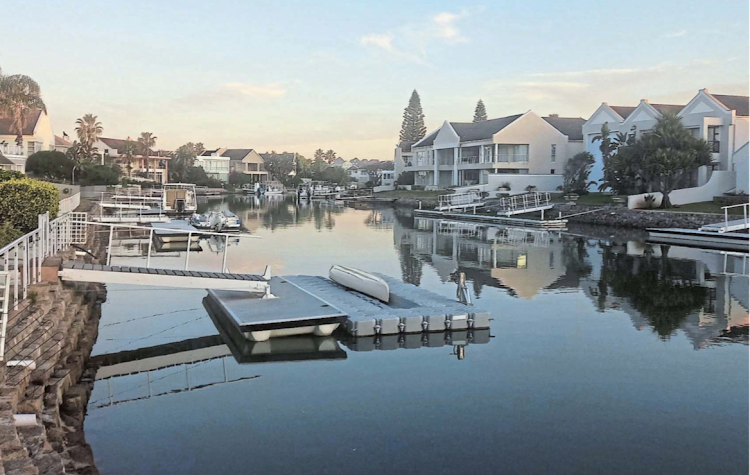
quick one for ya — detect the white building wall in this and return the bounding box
[732,142,749,194]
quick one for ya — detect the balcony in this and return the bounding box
[709,141,720,153]
[0,144,26,157]
[460,155,480,164]
[496,153,529,163]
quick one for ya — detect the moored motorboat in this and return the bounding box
[329,265,390,302]
[189,213,212,229]
[221,211,241,231]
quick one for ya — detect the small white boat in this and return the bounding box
[221,211,241,231]
[329,265,390,303]
[189,213,212,229]
[264,181,285,195]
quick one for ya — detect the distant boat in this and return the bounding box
[329,265,390,303]
[208,210,241,232]
[264,181,285,195]
[162,183,197,214]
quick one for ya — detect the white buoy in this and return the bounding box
[13,414,36,427]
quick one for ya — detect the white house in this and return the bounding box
[394,140,416,183]
[195,148,231,182]
[347,165,371,184]
[0,109,56,173]
[403,111,585,192]
[583,89,749,194]
[224,149,269,183]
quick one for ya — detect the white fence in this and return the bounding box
[59,192,81,214]
[627,171,736,209]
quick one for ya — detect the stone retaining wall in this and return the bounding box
[556,204,727,229]
[1,212,106,475]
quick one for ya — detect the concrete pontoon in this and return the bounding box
[647,228,749,252]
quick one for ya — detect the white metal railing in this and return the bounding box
[438,190,482,208]
[59,193,81,214]
[497,192,552,215]
[0,271,10,360]
[721,203,749,233]
[87,221,261,272]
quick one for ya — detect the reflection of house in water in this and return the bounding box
[576,241,748,350]
[364,209,395,230]
[394,215,566,299]
[393,214,748,348]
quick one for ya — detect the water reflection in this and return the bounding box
[392,212,748,349]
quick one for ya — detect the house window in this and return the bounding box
[708,126,720,153]
[551,144,556,162]
[27,142,36,156]
[550,169,555,174]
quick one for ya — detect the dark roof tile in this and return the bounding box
[542,116,585,141]
[0,109,42,136]
[711,94,749,116]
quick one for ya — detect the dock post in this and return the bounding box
[184,232,192,270]
[106,226,114,266]
[222,236,229,272]
[146,229,154,268]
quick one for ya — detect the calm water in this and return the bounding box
[85,195,749,475]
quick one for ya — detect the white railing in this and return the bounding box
[59,193,81,214]
[438,190,482,207]
[721,203,749,233]
[497,192,552,215]
[0,143,26,157]
[495,154,529,163]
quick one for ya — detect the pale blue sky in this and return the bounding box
[2,0,748,158]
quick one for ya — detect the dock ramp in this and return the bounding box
[60,262,270,293]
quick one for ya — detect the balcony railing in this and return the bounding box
[0,144,25,157]
[496,154,529,163]
[709,141,720,153]
[460,155,480,164]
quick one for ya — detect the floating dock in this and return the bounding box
[205,273,489,338]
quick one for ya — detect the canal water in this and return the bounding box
[85,195,748,475]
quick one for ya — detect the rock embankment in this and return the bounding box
[1,220,106,475]
[555,204,728,229]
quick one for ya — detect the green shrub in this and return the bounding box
[0,169,24,183]
[0,178,59,232]
[80,164,120,185]
[0,222,24,248]
[25,151,74,181]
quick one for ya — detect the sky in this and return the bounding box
[1,0,748,159]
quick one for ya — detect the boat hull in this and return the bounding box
[329,265,390,302]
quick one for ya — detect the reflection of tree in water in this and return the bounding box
[599,246,708,339]
[398,241,422,286]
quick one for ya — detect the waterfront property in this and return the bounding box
[395,111,585,191]
[224,148,269,183]
[196,148,232,182]
[0,109,56,172]
[583,89,749,194]
[94,137,171,183]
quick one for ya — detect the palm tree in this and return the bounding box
[0,73,46,146]
[74,114,104,163]
[121,138,137,178]
[137,132,157,181]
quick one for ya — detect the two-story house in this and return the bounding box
[224,149,269,183]
[0,109,56,173]
[402,111,584,191]
[583,89,749,193]
[195,148,231,182]
[94,137,170,184]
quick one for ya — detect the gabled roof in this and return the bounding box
[222,149,254,161]
[542,117,585,141]
[55,135,72,146]
[0,109,43,136]
[0,152,14,165]
[710,94,749,117]
[99,137,133,150]
[609,106,636,120]
[414,114,524,147]
[649,103,684,115]
[397,141,415,152]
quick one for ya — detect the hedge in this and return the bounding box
[0,169,24,183]
[0,178,59,232]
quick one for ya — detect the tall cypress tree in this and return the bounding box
[399,90,427,142]
[473,99,487,123]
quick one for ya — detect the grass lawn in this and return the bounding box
[657,201,748,215]
[551,192,622,206]
[375,189,446,200]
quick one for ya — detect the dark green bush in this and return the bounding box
[0,178,59,232]
[25,151,74,181]
[0,222,24,248]
[0,169,24,183]
[80,164,120,185]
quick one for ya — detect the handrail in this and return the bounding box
[721,202,749,232]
